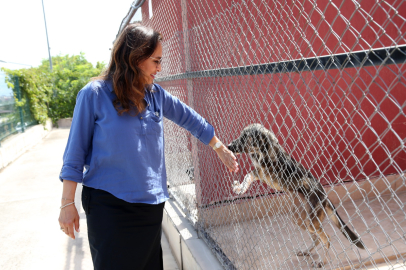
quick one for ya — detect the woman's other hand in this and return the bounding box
[59,203,80,239]
[59,180,79,239]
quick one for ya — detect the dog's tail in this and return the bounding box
[325,199,366,249]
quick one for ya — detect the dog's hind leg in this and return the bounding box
[296,233,320,256]
[310,229,330,268]
[294,193,330,267]
[307,209,331,268]
[233,170,259,195]
[293,200,321,257]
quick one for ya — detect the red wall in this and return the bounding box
[143,0,406,205]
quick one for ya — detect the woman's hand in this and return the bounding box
[59,203,80,239]
[209,136,239,172]
[215,145,239,172]
[59,180,79,239]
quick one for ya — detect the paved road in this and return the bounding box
[0,129,179,270]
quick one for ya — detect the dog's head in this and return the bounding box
[227,124,279,156]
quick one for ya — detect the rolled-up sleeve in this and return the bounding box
[59,84,97,182]
[160,86,214,145]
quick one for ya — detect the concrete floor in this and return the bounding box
[205,191,406,270]
[0,129,179,270]
[2,127,404,270]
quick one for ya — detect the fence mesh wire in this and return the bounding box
[138,0,406,269]
[0,76,37,143]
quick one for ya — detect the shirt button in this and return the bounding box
[140,117,143,119]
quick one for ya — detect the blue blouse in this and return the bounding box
[59,80,214,204]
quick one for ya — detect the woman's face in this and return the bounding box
[138,42,162,84]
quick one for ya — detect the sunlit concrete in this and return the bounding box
[202,190,406,270]
[0,129,179,270]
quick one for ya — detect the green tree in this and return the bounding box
[48,53,105,123]
[2,53,105,125]
[2,64,53,125]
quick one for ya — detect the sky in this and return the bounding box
[0,0,142,69]
[0,0,142,96]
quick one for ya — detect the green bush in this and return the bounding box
[2,64,52,125]
[1,53,105,125]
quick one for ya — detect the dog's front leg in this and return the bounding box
[233,170,259,195]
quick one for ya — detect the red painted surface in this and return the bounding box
[143,0,406,205]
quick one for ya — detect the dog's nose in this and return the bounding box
[227,144,235,152]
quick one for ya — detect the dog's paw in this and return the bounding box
[232,181,243,195]
[296,251,311,257]
[311,261,324,268]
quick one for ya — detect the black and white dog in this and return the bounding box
[228,124,365,267]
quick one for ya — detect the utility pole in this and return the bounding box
[41,0,52,71]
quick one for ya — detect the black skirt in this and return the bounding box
[82,186,165,270]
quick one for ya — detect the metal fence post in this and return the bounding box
[180,0,203,214]
[14,76,25,133]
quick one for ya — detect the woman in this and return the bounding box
[58,24,238,270]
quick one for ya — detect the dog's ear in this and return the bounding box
[246,133,254,144]
[258,132,271,151]
[269,132,278,144]
[259,131,280,154]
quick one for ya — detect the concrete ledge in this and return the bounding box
[162,199,224,270]
[55,118,72,128]
[0,119,52,170]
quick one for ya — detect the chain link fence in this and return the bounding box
[0,75,37,144]
[131,0,406,269]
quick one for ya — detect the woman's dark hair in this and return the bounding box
[95,24,162,115]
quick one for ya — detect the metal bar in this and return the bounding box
[115,0,146,42]
[0,60,31,67]
[14,76,25,133]
[155,45,406,82]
